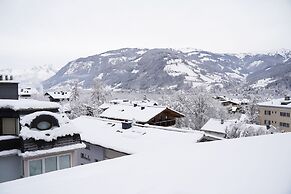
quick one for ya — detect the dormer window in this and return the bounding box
[30,114,60,131]
[36,121,52,130]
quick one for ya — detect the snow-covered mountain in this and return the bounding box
[0,64,58,90]
[43,48,291,91]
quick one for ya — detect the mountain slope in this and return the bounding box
[43,48,291,91]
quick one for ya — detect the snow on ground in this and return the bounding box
[1,133,291,194]
[251,78,276,88]
[164,59,197,77]
[72,116,203,154]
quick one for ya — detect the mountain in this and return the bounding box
[42,48,291,91]
[0,64,58,90]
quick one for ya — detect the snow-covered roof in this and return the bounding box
[201,118,235,134]
[100,104,183,123]
[20,111,80,142]
[0,99,60,111]
[2,133,291,194]
[45,91,71,100]
[72,116,204,154]
[258,98,291,109]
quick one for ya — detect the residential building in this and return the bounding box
[0,76,84,183]
[72,116,205,165]
[44,91,71,102]
[258,96,291,132]
[99,101,184,127]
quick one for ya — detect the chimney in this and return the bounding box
[122,121,132,130]
[141,106,145,110]
[133,103,137,107]
[221,119,224,124]
[0,74,18,100]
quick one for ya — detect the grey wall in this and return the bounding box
[77,142,105,165]
[0,154,22,183]
[0,83,18,100]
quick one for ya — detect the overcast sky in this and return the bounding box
[0,0,291,68]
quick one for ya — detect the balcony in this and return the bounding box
[0,136,21,152]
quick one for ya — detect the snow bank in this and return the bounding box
[1,133,291,194]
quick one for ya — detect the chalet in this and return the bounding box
[72,116,204,165]
[0,76,84,183]
[99,102,184,127]
[200,118,233,138]
[44,91,71,102]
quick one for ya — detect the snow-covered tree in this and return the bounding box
[90,79,107,116]
[226,122,280,138]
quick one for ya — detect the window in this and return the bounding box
[264,110,271,115]
[81,153,90,161]
[29,159,42,176]
[45,157,57,173]
[59,155,71,169]
[264,120,271,125]
[37,121,52,130]
[28,154,71,176]
[1,118,17,135]
[280,122,290,128]
[280,112,290,117]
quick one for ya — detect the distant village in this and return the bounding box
[0,74,290,183]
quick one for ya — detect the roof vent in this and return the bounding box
[122,121,132,130]
[133,103,137,107]
[141,106,145,110]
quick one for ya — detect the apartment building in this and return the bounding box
[258,96,291,132]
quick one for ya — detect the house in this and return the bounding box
[99,102,184,127]
[72,116,204,165]
[258,96,291,132]
[0,76,84,183]
[2,132,291,194]
[44,91,71,102]
[19,87,37,99]
[200,118,234,138]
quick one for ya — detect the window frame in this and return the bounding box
[28,153,72,176]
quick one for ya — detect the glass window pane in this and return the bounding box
[29,159,42,176]
[45,157,57,173]
[59,155,71,169]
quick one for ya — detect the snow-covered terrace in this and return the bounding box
[1,133,291,194]
[0,99,60,111]
[72,116,204,154]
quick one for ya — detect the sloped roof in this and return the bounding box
[45,91,71,100]
[100,104,184,123]
[2,133,291,194]
[72,116,203,154]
